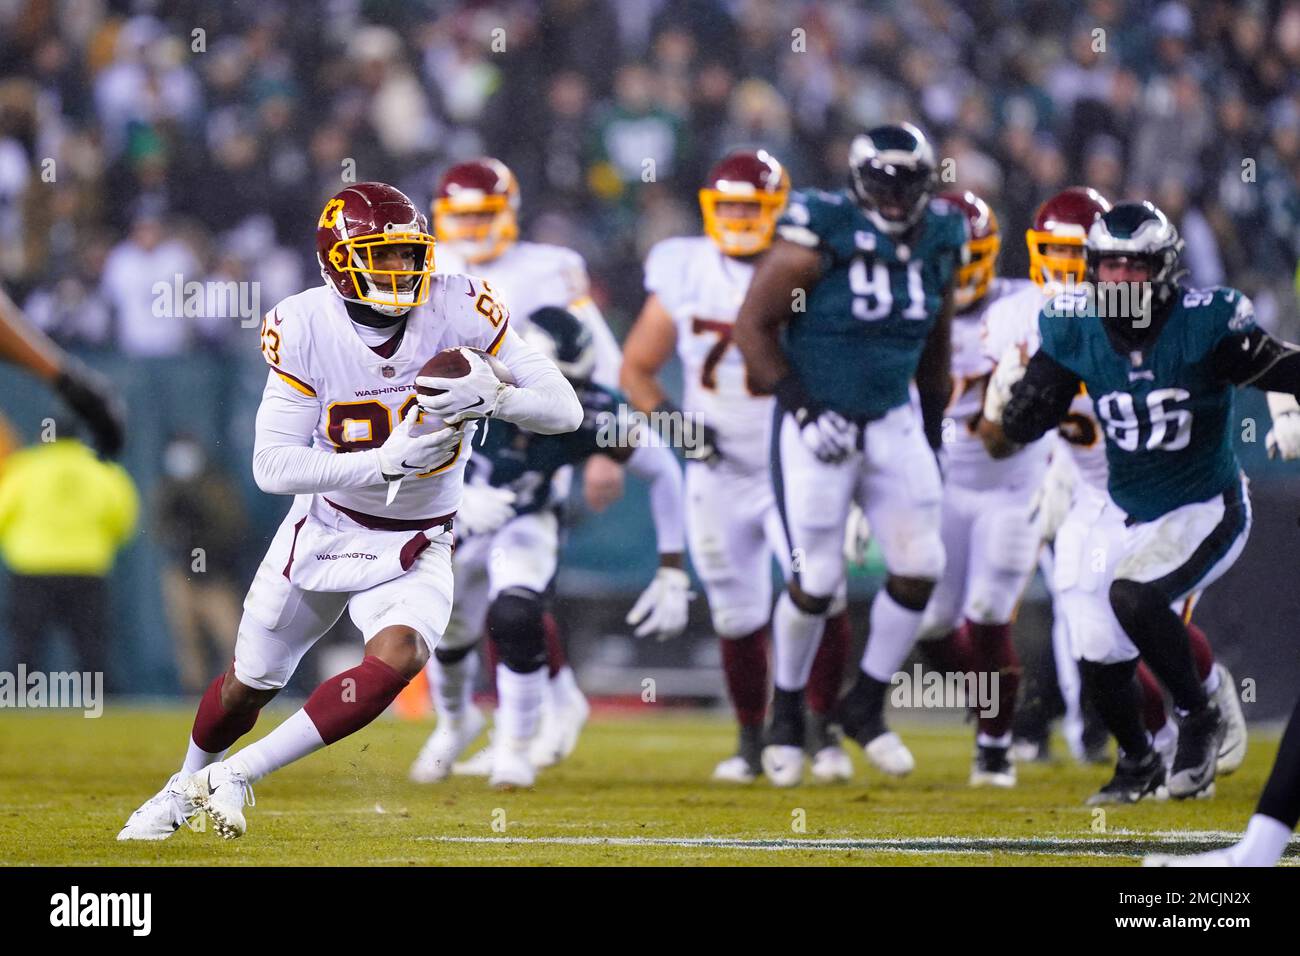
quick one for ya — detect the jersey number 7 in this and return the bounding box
[692,318,757,393]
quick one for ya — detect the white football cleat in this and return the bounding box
[489,738,536,790]
[117,772,199,841]
[452,739,497,777]
[1213,663,1247,775]
[761,744,805,788]
[810,744,854,783]
[1143,848,1235,867]
[529,681,590,768]
[711,755,759,784]
[185,762,255,840]
[410,706,487,783]
[864,731,915,777]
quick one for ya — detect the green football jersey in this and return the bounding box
[777,188,965,419]
[1038,285,1255,521]
[468,381,623,516]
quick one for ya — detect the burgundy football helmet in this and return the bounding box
[316,182,436,317]
[1026,186,1111,287]
[698,148,789,257]
[939,190,1000,310]
[432,158,520,264]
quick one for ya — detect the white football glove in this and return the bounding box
[796,407,859,464]
[843,501,872,567]
[416,348,509,425]
[377,407,463,481]
[626,566,692,641]
[1030,448,1077,544]
[456,484,517,537]
[983,345,1028,424]
[1266,392,1300,460]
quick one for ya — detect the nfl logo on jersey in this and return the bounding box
[381,365,396,378]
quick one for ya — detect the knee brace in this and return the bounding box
[886,574,934,612]
[787,582,832,616]
[435,642,477,666]
[487,587,547,674]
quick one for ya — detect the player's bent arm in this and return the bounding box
[915,282,956,449]
[733,238,823,399]
[492,328,583,434]
[623,441,686,559]
[1213,328,1300,394]
[1001,351,1081,449]
[620,293,677,414]
[251,375,385,495]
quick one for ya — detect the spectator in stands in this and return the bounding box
[100,207,200,357]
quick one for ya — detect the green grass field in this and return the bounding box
[0,706,1289,866]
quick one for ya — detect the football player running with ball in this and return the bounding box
[621,149,854,785]
[734,124,964,787]
[988,200,1300,804]
[118,183,581,840]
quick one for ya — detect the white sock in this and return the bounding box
[1203,664,1221,695]
[496,664,546,741]
[181,738,225,777]
[225,710,325,783]
[861,589,925,684]
[552,664,581,704]
[772,591,826,691]
[977,731,1013,749]
[1233,813,1293,867]
[431,652,477,723]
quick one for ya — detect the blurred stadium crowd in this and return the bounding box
[1,0,1298,358]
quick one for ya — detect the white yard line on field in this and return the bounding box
[416,832,1299,859]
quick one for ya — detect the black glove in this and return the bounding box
[54,357,125,459]
[654,400,723,466]
[683,419,723,466]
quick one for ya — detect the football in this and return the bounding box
[415,346,516,397]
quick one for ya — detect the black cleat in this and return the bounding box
[1086,749,1167,805]
[836,674,889,747]
[970,744,1016,788]
[765,688,805,749]
[1168,703,1224,800]
[804,712,839,756]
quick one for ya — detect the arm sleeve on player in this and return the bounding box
[491,327,584,434]
[251,372,383,495]
[1002,350,1081,445]
[1213,328,1300,393]
[624,441,685,554]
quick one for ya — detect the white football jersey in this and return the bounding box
[437,240,622,388]
[982,281,1108,489]
[944,278,1051,491]
[258,276,509,521]
[644,235,770,473]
